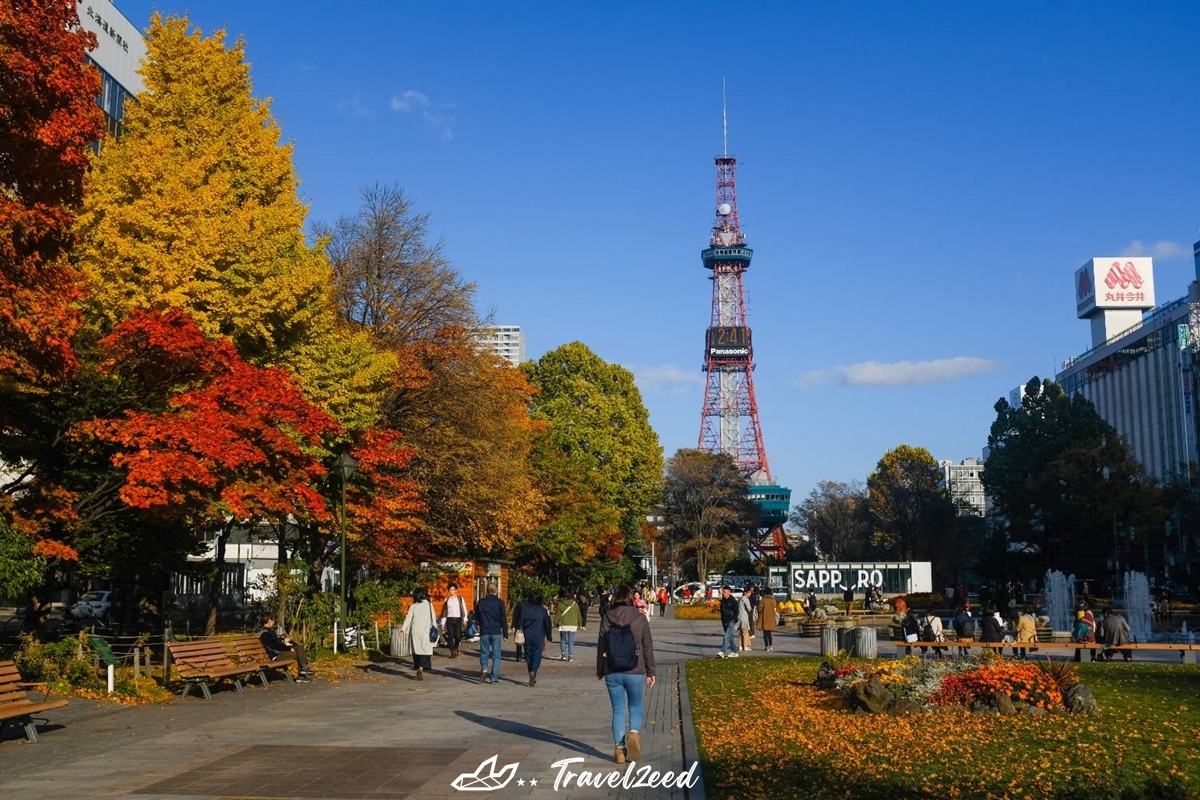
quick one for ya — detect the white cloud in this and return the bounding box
[796,356,999,389]
[334,96,374,118]
[390,90,430,112]
[391,89,454,139]
[634,364,706,395]
[1119,240,1189,261]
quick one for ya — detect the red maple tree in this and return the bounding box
[0,0,105,390]
[343,429,426,574]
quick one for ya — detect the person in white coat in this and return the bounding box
[401,587,437,680]
[737,592,753,651]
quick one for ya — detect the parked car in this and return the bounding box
[69,591,112,620]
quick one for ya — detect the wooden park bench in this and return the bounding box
[230,634,295,685]
[0,660,69,743]
[891,639,1199,663]
[165,638,259,699]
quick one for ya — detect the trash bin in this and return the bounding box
[836,627,856,653]
[855,626,878,659]
[390,626,410,658]
[820,625,839,657]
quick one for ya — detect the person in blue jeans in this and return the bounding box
[597,584,657,764]
[555,589,582,662]
[475,582,508,684]
[718,586,739,658]
[519,592,553,686]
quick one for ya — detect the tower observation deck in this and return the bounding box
[696,150,791,561]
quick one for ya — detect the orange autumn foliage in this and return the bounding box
[77,310,341,527]
[0,0,104,389]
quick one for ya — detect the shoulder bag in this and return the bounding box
[427,602,439,643]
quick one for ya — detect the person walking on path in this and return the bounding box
[555,590,582,662]
[755,589,778,651]
[657,586,669,618]
[476,583,508,684]
[519,591,553,686]
[737,590,753,651]
[441,583,469,659]
[400,587,437,681]
[633,589,649,619]
[597,584,656,765]
[747,584,760,637]
[1099,606,1132,661]
[576,588,591,630]
[717,586,739,658]
[511,589,529,663]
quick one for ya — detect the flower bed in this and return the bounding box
[687,656,1200,799]
[829,653,1072,711]
[673,601,721,620]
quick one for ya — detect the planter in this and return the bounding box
[799,622,823,637]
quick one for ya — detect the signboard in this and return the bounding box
[706,326,751,361]
[788,562,932,596]
[1075,258,1155,318]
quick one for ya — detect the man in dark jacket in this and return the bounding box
[718,586,739,658]
[476,583,509,684]
[597,584,656,764]
[260,617,313,682]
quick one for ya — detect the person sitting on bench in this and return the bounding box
[260,617,314,681]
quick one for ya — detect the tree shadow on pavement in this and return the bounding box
[453,711,610,759]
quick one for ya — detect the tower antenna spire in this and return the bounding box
[722,78,728,156]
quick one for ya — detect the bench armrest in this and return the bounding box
[19,681,52,701]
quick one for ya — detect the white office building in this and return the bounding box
[1056,246,1200,481]
[476,325,526,366]
[79,1,147,137]
[939,458,987,517]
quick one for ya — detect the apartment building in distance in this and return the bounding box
[475,325,526,366]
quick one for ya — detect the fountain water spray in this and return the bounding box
[1123,571,1153,643]
[1043,570,1076,633]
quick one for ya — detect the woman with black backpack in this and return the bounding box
[597,584,656,765]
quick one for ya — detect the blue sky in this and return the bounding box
[113,1,1200,503]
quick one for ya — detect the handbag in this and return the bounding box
[514,629,526,645]
[904,633,919,643]
[426,602,439,643]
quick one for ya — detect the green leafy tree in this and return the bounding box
[522,342,663,545]
[867,444,955,560]
[789,480,871,560]
[983,377,1165,580]
[661,449,756,582]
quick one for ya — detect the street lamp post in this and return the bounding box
[334,452,357,652]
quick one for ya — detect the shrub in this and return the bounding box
[928,662,1063,709]
[674,603,721,620]
[901,592,945,609]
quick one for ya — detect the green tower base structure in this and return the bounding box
[748,483,791,561]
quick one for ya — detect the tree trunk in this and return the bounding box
[204,521,234,636]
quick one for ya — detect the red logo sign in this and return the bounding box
[1077,267,1093,300]
[1104,261,1144,291]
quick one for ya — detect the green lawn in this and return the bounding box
[686,656,1200,800]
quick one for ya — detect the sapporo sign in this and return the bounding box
[789,562,931,595]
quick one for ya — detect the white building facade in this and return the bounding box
[939,458,987,516]
[476,325,526,366]
[78,1,147,137]
[1056,245,1200,481]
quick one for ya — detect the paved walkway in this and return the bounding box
[1,612,814,800]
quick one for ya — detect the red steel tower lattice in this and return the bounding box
[697,154,771,483]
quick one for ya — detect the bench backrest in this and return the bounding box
[166,639,237,676]
[230,635,271,664]
[0,660,35,707]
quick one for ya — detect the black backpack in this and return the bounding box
[605,623,639,672]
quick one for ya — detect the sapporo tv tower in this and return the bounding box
[696,92,791,561]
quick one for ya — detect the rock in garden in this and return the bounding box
[848,675,890,714]
[887,698,923,716]
[1019,705,1048,715]
[815,661,838,689]
[972,700,999,715]
[992,691,1016,715]
[1064,684,1098,715]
